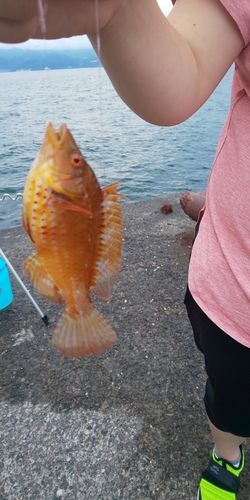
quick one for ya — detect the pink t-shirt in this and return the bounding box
[188,1,250,346]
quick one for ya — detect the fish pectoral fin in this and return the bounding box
[46,191,92,215]
[91,183,124,301]
[23,253,62,304]
[52,306,117,357]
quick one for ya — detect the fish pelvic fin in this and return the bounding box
[91,182,124,301]
[52,306,117,357]
[23,253,62,304]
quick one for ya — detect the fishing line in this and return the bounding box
[94,0,108,189]
[37,0,47,36]
[94,0,117,399]
[37,0,59,176]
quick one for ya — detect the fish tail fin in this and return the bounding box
[52,306,117,357]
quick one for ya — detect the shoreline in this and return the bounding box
[1,194,249,499]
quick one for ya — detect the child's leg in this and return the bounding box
[208,418,245,462]
[184,288,249,498]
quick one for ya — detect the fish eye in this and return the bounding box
[70,153,84,168]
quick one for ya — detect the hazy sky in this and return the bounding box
[0,0,172,50]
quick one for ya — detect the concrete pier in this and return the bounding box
[1,194,249,499]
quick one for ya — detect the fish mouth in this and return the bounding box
[45,122,68,147]
[39,122,85,194]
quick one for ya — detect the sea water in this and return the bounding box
[0,66,233,229]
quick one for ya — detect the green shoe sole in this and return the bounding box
[197,446,244,500]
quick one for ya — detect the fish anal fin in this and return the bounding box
[23,253,62,304]
[91,183,124,301]
[52,306,117,357]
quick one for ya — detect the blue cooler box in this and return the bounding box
[0,257,13,310]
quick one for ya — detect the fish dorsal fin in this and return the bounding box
[91,182,125,301]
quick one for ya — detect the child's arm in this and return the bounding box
[89,0,244,125]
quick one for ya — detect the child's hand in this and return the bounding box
[0,0,122,43]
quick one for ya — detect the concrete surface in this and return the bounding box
[0,194,249,500]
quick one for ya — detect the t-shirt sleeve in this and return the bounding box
[219,0,250,46]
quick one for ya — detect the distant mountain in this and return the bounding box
[0,48,101,72]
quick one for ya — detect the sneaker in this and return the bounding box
[197,446,244,499]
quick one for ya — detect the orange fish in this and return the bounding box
[22,122,124,357]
